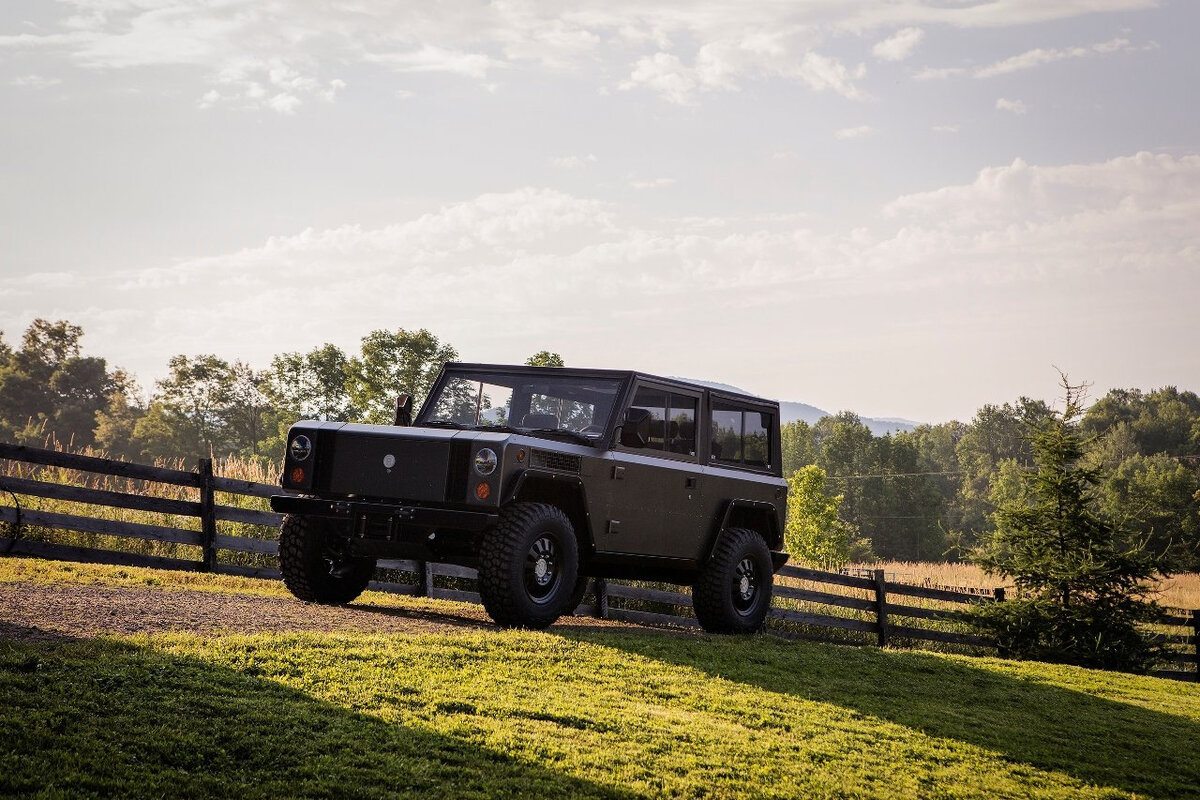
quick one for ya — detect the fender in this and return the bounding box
[705,499,787,566]
[504,468,597,554]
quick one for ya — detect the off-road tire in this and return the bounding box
[478,502,579,629]
[279,513,375,605]
[693,527,774,634]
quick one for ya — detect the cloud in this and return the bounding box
[975,37,1138,77]
[9,74,63,89]
[628,177,676,190]
[11,1,1147,111]
[76,151,1195,372]
[995,97,1028,115]
[932,124,959,133]
[551,154,598,170]
[835,125,874,139]
[364,46,502,80]
[873,28,924,62]
[913,66,966,80]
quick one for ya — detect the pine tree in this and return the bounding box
[972,375,1161,671]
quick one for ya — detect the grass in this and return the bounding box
[3,558,1200,799]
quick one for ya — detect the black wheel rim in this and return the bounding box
[525,534,560,604]
[320,528,358,580]
[731,556,760,614]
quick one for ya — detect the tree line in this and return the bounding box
[2,318,1198,571]
[780,385,1200,572]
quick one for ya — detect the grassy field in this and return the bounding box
[3,559,1200,799]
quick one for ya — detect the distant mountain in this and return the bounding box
[678,377,920,436]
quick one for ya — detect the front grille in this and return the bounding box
[531,449,581,473]
[446,440,472,501]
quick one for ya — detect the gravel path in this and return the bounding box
[0,581,621,643]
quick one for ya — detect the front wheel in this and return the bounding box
[478,503,579,629]
[693,528,774,634]
[279,513,375,604]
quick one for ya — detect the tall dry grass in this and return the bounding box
[0,443,282,568]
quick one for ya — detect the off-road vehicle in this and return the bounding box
[271,363,788,633]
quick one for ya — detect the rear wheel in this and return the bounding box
[693,528,774,634]
[279,513,375,604]
[478,502,579,629]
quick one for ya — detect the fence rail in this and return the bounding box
[1,442,1196,680]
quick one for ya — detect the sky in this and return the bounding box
[1,0,1197,424]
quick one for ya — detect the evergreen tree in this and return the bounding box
[972,376,1162,671]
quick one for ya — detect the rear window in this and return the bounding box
[710,402,773,470]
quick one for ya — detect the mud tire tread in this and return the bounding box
[693,527,774,635]
[279,513,373,605]
[478,502,578,629]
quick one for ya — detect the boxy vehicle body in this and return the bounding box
[271,363,788,632]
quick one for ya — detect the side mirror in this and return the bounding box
[619,408,651,448]
[393,394,413,427]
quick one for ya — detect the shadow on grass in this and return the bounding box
[0,628,634,800]
[561,627,1200,799]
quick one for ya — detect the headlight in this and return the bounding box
[289,434,313,462]
[473,448,498,476]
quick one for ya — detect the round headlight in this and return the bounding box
[473,448,498,476]
[289,434,313,462]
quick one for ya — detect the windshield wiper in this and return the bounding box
[422,419,467,429]
[520,428,597,446]
[476,424,520,433]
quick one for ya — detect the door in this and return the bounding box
[597,384,703,558]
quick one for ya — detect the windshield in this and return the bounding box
[418,368,624,442]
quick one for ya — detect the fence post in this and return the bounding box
[421,561,434,597]
[595,578,609,619]
[198,458,217,572]
[873,568,888,647]
[1193,610,1199,682]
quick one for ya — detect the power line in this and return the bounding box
[825,470,963,480]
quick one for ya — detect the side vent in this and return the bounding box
[531,449,581,473]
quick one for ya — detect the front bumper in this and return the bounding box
[270,495,499,532]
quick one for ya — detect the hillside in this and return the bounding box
[2,558,1198,799]
[680,378,919,434]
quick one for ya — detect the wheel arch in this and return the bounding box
[707,500,783,558]
[505,470,595,559]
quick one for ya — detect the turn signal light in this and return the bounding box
[290,466,306,484]
[475,481,491,500]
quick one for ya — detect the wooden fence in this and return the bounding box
[1,442,1196,679]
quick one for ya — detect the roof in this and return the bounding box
[443,362,779,409]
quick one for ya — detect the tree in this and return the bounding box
[262,344,356,422]
[972,376,1161,671]
[780,420,815,477]
[953,398,1052,549]
[93,370,145,459]
[0,319,118,449]
[525,351,564,367]
[346,329,458,423]
[784,465,871,570]
[1098,453,1200,571]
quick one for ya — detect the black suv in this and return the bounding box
[271,363,788,633]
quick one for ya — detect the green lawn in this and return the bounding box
[3,560,1200,799]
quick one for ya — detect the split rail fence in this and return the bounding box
[1,442,1196,680]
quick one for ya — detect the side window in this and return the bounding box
[623,387,699,459]
[711,402,773,470]
[710,408,742,462]
[668,393,698,456]
[631,388,667,451]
